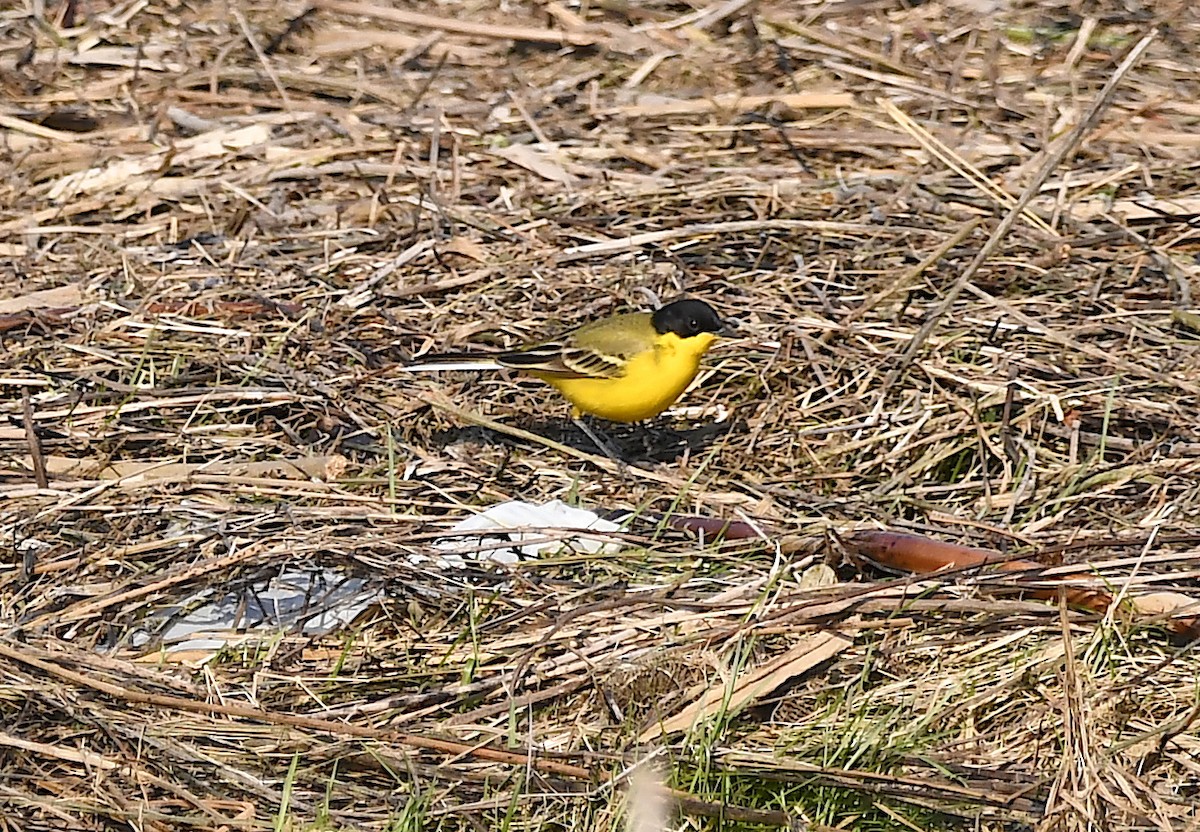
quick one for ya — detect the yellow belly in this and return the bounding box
[532,332,713,423]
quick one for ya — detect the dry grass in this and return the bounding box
[2,0,1200,829]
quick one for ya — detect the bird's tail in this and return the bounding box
[398,351,505,373]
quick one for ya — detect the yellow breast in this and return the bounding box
[535,331,715,423]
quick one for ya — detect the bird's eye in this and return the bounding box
[689,318,699,330]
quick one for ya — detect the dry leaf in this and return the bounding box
[639,631,852,741]
[0,284,84,314]
[442,237,490,262]
[494,144,576,185]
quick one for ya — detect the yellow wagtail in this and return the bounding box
[401,299,728,433]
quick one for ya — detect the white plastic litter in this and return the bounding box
[432,499,624,566]
[127,568,381,661]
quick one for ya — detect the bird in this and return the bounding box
[400,298,728,442]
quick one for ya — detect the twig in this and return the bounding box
[0,639,593,781]
[879,98,1056,236]
[21,389,47,491]
[881,28,1159,389]
[313,0,607,46]
[558,219,931,262]
[234,9,293,109]
[845,218,983,327]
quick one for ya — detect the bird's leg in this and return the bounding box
[572,416,626,464]
[639,414,672,456]
[636,417,657,457]
[636,415,692,461]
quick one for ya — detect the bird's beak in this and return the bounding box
[718,318,739,337]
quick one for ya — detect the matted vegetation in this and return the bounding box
[2,0,1199,829]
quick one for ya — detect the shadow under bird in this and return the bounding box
[400,298,729,431]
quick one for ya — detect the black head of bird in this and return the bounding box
[651,299,727,339]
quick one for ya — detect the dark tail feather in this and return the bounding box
[398,351,503,372]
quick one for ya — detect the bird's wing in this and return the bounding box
[496,340,624,379]
[497,312,653,379]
